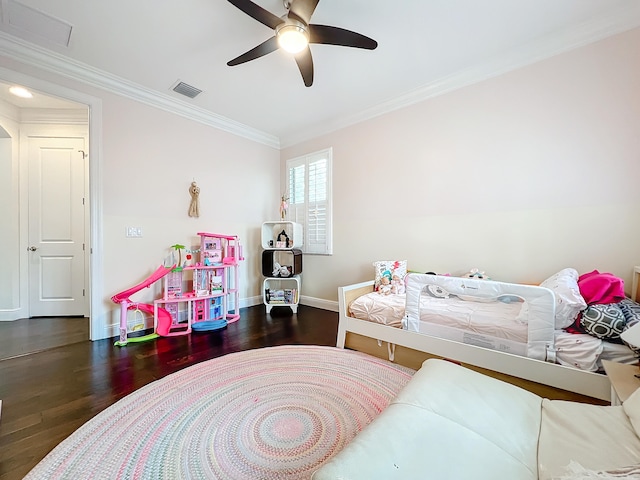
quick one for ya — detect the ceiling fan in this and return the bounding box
[226,0,378,87]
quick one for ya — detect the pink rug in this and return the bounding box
[25,345,414,479]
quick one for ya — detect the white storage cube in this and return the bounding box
[261,221,303,249]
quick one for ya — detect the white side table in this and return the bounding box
[602,360,640,405]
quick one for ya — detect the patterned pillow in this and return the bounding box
[373,260,407,295]
[620,299,640,354]
[580,303,626,340]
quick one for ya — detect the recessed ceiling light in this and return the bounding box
[9,86,33,98]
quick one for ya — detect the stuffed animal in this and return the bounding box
[391,274,405,294]
[279,265,291,277]
[272,262,282,277]
[272,262,291,278]
[463,268,490,280]
[378,276,393,295]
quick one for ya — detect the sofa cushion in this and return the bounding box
[538,398,640,480]
[313,359,542,480]
[312,402,538,480]
[393,359,543,472]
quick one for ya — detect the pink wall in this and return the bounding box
[282,28,640,301]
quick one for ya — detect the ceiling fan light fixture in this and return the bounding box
[276,23,309,54]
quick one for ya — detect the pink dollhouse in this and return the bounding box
[154,232,244,335]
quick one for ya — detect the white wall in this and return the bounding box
[282,27,640,303]
[0,56,281,338]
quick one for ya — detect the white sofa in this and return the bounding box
[313,359,640,480]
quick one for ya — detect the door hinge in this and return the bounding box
[82,197,85,205]
[83,243,85,251]
[83,289,85,297]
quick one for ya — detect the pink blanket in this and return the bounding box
[578,270,625,305]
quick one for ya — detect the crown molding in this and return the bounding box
[0,31,280,149]
[0,2,638,152]
[279,3,640,148]
[0,97,19,121]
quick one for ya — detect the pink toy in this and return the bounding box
[113,232,245,345]
[111,264,175,346]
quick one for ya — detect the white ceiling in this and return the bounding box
[0,0,639,147]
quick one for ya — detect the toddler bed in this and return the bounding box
[338,268,640,402]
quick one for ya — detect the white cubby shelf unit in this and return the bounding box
[263,276,301,314]
[261,221,303,313]
[261,221,303,249]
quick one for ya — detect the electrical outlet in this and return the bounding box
[126,227,143,238]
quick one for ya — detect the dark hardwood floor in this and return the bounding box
[0,316,90,361]
[0,305,338,480]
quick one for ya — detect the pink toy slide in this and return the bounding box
[112,265,175,346]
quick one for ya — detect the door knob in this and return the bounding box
[28,246,37,251]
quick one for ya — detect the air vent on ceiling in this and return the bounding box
[5,0,73,47]
[171,81,202,99]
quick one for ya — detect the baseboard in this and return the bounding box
[299,296,339,312]
[102,295,337,339]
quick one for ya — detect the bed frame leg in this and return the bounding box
[337,287,348,348]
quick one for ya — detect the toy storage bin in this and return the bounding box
[261,249,303,277]
[263,275,301,313]
[261,221,303,249]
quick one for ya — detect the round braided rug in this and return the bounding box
[25,345,414,480]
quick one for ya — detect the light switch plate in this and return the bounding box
[126,227,143,238]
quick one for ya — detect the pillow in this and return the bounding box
[620,299,640,354]
[580,304,626,341]
[373,260,407,295]
[540,268,587,329]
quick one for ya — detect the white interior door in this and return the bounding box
[28,136,87,317]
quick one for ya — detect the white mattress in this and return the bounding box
[348,292,406,328]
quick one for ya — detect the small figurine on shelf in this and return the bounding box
[276,230,290,248]
[280,194,288,221]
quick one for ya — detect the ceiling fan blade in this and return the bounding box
[294,46,314,87]
[309,24,378,50]
[227,37,279,66]
[227,0,283,29]
[287,0,319,25]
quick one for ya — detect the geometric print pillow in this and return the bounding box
[620,299,640,354]
[580,303,626,341]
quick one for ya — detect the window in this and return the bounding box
[286,148,332,255]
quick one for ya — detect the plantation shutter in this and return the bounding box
[286,148,332,255]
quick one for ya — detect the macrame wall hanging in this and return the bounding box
[188,181,200,218]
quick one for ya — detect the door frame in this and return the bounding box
[0,66,105,341]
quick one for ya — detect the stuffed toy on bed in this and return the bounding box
[462,268,491,280]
